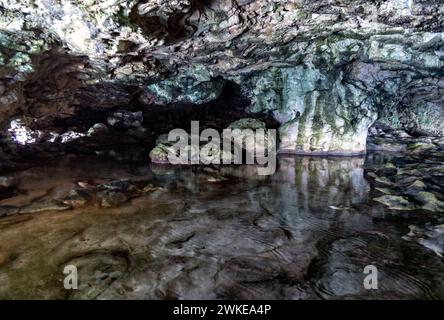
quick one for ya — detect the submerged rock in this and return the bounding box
[141,184,164,193]
[367,172,394,186]
[62,189,92,208]
[206,176,228,183]
[374,176,394,186]
[1,154,444,299]
[150,164,176,176]
[407,142,436,154]
[18,198,71,214]
[434,137,444,149]
[77,181,97,190]
[374,187,393,195]
[98,191,129,208]
[404,225,444,258]
[374,195,418,211]
[99,179,135,193]
[405,180,428,197]
[377,163,398,176]
[0,205,19,218]
[414,192,444,213]
[312,231,443,300]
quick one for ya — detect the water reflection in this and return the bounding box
[0,155,442,299]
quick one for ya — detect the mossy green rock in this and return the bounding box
[227,118,266,130]
[407,142,436,153]
[404,180,427,198]
[149,144,173,164]
[415,192,444,212]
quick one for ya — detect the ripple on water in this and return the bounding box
[0,155,442,299]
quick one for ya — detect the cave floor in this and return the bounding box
[0,154,443,299]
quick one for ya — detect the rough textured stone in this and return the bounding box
[374,195,418,211]
[404,224,444,258]
[107,111,143,129]
[0,0,443,156]
[149,143,175,164]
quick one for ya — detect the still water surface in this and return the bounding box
[0,155,442,299]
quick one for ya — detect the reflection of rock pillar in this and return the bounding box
[276,156,369,208]
[349,158,370,204]
[318,159,329,188]
[277,157,296,183]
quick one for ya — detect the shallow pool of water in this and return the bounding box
[0,155,442,299]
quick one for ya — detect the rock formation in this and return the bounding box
[1,1,444,299]
[0,0,443,158]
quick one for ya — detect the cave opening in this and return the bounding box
[1,78,280,171]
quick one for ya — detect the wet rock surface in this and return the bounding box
[0,154,442,299]
[365,149,444,214]
[0,0,443,301]
[149,118,273,165]
[404,224,444,258]
[367,122,443,153]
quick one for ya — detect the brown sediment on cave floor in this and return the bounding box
[0,154,443,299]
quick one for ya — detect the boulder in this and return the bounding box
[87,123,109,137]
[107,111,143,129]
[374,195,418,211]
[98,191,128,208]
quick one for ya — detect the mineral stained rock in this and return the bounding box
[0,0,443,155]
[149,118,272,164]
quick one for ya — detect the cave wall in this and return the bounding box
[0,0,443,156]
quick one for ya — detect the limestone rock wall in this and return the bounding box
[0,0,443,155]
